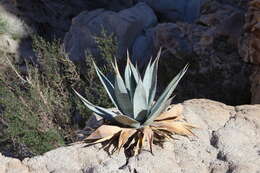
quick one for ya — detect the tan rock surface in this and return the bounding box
[1,99,259,173]
[0,153,28,173]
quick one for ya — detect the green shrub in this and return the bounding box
[75,29,118,115]
[94,28,118,62]
[0,40,76,157]
[0,36,85,157]
[0,17,8,34]
[0,31,118,158]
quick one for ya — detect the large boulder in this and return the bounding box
[131,28,155,66]
[240,0,260,65]
[239,0,260,104]
[3,0,135,39]
[1,0,88,39]
[152,2,251,106]
[0,99,260,173]
[64,2,157,62]
[138,0,206,22]
[251,67,260,104]
[153,23,192,55]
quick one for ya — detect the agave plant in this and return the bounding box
[74,49,196,155]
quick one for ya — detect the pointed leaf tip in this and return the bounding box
[144,64,189,125]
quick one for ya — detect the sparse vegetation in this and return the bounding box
[80,29,118,110]
[94,28,118,62]
[0,30,118,158]
[0,17,8,34]
[0,37,78,158]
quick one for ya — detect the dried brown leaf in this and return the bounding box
[90,135,115,144]
[142,126,154,154]
[117,128,137,152]
[133,132,143,156]
[85,125,122,140]
[155,104,183,121]
[152,121,195,136]
[152,128,172,141]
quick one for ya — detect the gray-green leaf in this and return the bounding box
[143,64,189,125]
[133,79,148,122]
[73,89,140,128]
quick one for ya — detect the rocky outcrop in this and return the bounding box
[138,0,206,22]
[1,99,260,173]
[0,0,253,105]
[63,1,251,105]
[64,3,157,62]
[131,28,155,66]
[241,0,260,65]
[1,0,136,39]
[239,0,260,104]
[0,154,28,173]
[154,2,251,105]
[251,67,260,104]
[2,0,206,39]
[249,0,260,106]
[0,0,256,105]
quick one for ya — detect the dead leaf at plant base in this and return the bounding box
[82,106,197,157]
